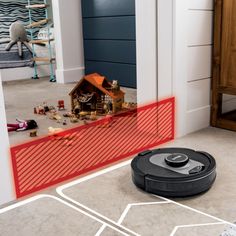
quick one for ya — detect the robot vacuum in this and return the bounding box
[131,148,216,197]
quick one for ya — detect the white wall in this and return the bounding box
[136,0,158,104]
[52,0,85,84]
[137,0,215,137]
[185,0,213,134]
[136,0,174,104]
[0,75,15,205]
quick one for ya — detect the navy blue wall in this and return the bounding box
[81,0,136,88]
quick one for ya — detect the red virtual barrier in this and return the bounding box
[11,97,175,198]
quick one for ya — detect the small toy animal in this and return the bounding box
[48,127,63,135]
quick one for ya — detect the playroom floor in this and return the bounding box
[2,77,137,145]
[0,127,236,236]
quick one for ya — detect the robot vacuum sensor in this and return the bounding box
[131,148,216,197]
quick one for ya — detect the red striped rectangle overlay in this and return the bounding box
[11,97,175,198]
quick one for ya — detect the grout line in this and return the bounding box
[187,105,211,114]
[153,195,236,228]
[57,190,140,236]
[117,204,132,225]
[130,201,171,206]
[0,194,130,236]
[56,159,234,235]
[187,77,212,83]
[117,201,171,225]
[170,222,226,236]
[95,224,108,236]
[177,222,227,228]
[188,44,212,47]
[188,9,213,11]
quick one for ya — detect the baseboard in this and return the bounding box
[56,67,85,84]
[0,65,56,82]
[186,105,211,134]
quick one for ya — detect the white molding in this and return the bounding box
[187,78,211,111]
[0,75,15,205]
[0,65,55,82]
[136,0,158,104]
[186,106,211,134]
[188,45,212,82]
[188,11,213,46]
[56,67,85,84]
[157,0,174,100]
[172,0,189,137]
[188,0,214,10]
[52,0,85,84]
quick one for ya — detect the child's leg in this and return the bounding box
[7,123,19,128]
[7,124,19,132]
[8,127,17,132]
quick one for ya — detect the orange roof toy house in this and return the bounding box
[69,73,125,115]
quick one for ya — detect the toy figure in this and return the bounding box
[90,111,97,121]
[43,102,50,112]
[7,119,38,132]
[111,80,120,93]
[58,100,65,110]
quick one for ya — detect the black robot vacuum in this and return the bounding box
[131,148,216,197]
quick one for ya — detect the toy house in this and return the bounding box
[69,73,125,115]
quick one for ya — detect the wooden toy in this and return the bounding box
[30,130,37,137]
[69,73,125,115]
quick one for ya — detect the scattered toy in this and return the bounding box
[30,130,37,137]
[111,80,120,93]
[49,106,56,112]
[122,102,137,109]
[58,100,65,110]
[7,119,38,132]
[90,111,97,121]
[43,102,50,112]
[34,105,46,115]
[49,112,62,121]
[70,117,79,123]
[79,111,89,120]
[48,127,64,135]
[63,112,73,118]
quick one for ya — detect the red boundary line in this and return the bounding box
[10,97,175,198]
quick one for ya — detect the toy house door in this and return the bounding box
[81,0,136,88]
